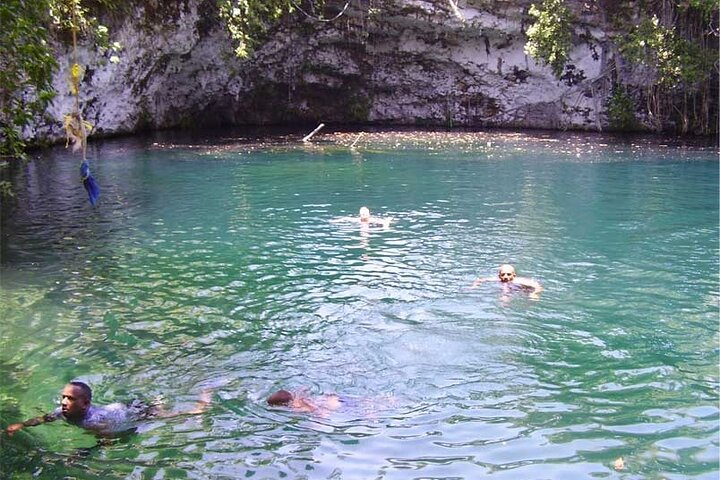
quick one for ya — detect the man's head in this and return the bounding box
[267,389,293,406]
[61,381,92,420]
[359,207,370,222]
[498,264,516,283]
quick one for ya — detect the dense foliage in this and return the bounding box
[217,0,295,58]
[0,0,57,160]
[615,0,718,133]
[523,0,718,134]
[607,87,637,130]
[218,0,335,57]
[524,0,574,77]
[0,0,301,159]
[0,0,119,162]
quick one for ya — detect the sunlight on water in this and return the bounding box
[1,129,718,479]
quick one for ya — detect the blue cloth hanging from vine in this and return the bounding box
[81,160,100,206]
[67,9,100,208]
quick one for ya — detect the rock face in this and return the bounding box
[27,0,629,143]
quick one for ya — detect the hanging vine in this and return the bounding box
[523,0,717,133]
[217,0,353,58]
[524,0,574,77]
[619,1,717,133]
[1,0,118,160]
[64,0,100,205]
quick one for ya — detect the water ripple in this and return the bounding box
[0,133,717,478]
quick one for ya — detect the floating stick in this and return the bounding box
[302,123,325,142]
[350,132,364,149]
[448,0,463,20]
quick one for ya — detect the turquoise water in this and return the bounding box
[0,130,718,479]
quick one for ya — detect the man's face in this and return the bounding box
[60,384,89,420]
[498,266,516,283]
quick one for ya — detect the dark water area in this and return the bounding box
[0,128,718,479]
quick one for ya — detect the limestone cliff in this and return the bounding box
[22,0,692,143]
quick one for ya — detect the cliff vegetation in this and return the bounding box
[1,0,717,161]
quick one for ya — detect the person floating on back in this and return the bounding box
[5,381,211,438]
[473,264,543,300]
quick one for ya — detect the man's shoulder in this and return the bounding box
[46,407,63,421]
[83,402,126,421]
[514,276,541,287]
[79,402,144,433]
[92,402,126,413]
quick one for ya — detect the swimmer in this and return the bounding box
[267,389,342,415]
[358,206,391,227]
[267,388,400,420]
[5,381,211,437]
[472,264,543,299]
[330,207,391,228]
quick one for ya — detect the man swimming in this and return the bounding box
[473,264,543,299]
[266,389,342,415]
[358,206,391,227]
[330,207,391,228]
[267,388,400,420]
[5,381,210,437]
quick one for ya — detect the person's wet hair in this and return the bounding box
[69,381,92,402]
[267,390,293,406]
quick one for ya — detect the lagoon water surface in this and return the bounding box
[1,130,718,479]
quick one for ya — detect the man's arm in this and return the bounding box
[374,217,392,228]
[472,277,497,287]
[6,412,59,436]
